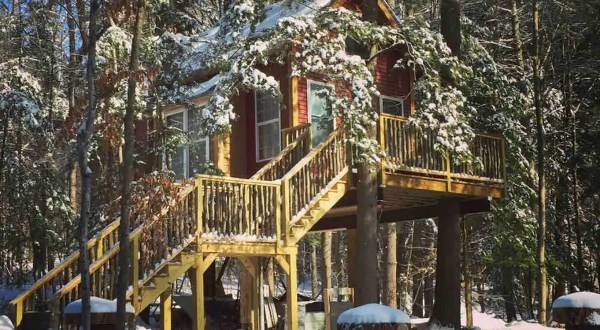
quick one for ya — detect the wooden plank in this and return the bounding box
[201,253,219,274]
[239,265,256,330]
[193,255,205,330]
[160,289,172,330]
[286,252,298,330]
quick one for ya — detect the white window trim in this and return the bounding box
[380,95,406,117]
[307,79,337,129]
[255,91,281,162]
[163,107,210,179]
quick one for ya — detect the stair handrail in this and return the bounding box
[42,182,199,328]
[281,123,311,149]
[10,217,121,326]
[251,123,312,181]
[280,127,347,245]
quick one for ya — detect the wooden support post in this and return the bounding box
[160,289,172,330]
[15,301,22,328]
[251,257,262,330]
[346,229,357,290]
[240,258,258,330]
[286,251,298,330]
[193,254,205,330]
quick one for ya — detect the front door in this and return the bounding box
[308,81,334,147]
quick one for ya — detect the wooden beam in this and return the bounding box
[239,263,256,330]
[311,199,491,231]
[239,257,258,277]
[193,255,205,330]
[201,253,219,274]
[274,255,290,276]
[286,252,298,330]
[160,289,172,330]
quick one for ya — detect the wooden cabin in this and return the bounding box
[9,1,505,330]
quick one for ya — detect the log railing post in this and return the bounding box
[275,183,282,249]
[282,179,291,246]
[196,178,203,241]
[445,151,452,192]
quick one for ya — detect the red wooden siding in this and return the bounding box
[376,49,413,115]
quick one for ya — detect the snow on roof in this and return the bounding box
[337,304,411,324]
[0,316,14,330]
[64,297,135,314]
[187,74,222,97]
[552,292,600,309]
[175,0,332,79]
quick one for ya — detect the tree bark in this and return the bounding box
[462,218,472,327]
[311,243,319,300]
[502,266,517,322]
[76,0,100,328]
[440,0,461,57]
[430,200,461,329]
[354,0,381,306]
[383,224,397,307]
[511,0,524,69]
[532,0,548,323]
[322,232,333,292]
[116,0,145,328]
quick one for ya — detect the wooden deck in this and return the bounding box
[10,118,505,330]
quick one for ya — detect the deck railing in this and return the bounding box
[381,113,505,184]
[281,127,347,225]
[281,123,311,149]
[198,176,280,242]
[252,123,311,181]
[45,183,198,327]
[9,219,121,327]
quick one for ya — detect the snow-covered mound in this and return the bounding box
[337,304,411,324]
[64,297,135,314]
[0,315,14,330]
[552,292,600,309]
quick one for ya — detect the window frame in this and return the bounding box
[254,90,281,162]
[380,95,406,117]
[307,80,337,144]
[163,107,210,179]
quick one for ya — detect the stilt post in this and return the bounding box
[160,288,172,330]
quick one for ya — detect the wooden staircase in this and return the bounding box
[10,124,350,329]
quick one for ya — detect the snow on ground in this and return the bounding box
[338,303,411,324]
[552,291,600,309]
[0,315,14,330]
[64,297,135,314]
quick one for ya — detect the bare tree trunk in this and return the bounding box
[322,232,332,290]
[430,200,461,329]
[116,0,145,328]
[76,0,100,328]
[462,218,473,327]
[311,244,319,300]
[384,224,397,307]
[532,0,548,323]
[477,282,485,313]
[355,0,381,306]
[511,0,524,69]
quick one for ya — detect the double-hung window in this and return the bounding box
[380,95,406,117]
[165,107,210,179]
[255,91,281,161]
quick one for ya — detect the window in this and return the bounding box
[308,81,334,147]
[165,108,210,179]
[255,91,281,161]
[380,95,406,117]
